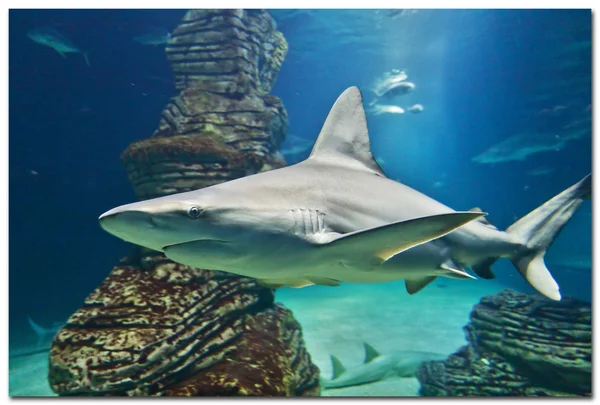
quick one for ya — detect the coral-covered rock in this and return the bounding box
[49,252,319,396]
[416,289,591,397]
[166,9,287,95]
[48,9,318,396]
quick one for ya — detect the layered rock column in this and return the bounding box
[48,9,320,396]
[416,289,591,397]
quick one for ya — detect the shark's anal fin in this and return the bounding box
[330,355,346,380]
[405,277,436,294]
[471,258,497,279]
[320,212,486,265]
[363,343,381,363]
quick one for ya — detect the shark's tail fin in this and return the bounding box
[474,174,591,301]
[27,316,51,346]
[83,52,91,67]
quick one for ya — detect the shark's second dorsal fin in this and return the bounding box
[469,207,498,229]
[363,343,381,363]
[308,86,385,176]
[330,355,346,380]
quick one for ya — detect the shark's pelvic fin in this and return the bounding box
[363,343,381,363]
[322,212,486,264]
[308,86,385,176]
[405,277,436,294]
[439,262,476,280]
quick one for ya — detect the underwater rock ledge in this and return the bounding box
[416,289,591,397]
[48,9,319,396]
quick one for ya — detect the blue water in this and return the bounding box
[8,8,592,395]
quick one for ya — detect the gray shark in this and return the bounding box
[99,87,591,300]
[133,28,171,46]
[27,26,90,66]
[472,129,589,164]
[322,343,446,389]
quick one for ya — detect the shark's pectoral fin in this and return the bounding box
[405,277,437,294]
[55,49,68,58]
[320,212,486,264]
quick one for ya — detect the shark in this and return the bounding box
[27,316,63,346]
[472,128,590,164]
[321,343,446,389]
[27,26,90,66]
[133,28,171,46]
[99,86,591,301]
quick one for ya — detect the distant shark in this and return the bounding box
[27,316,63,346]
[133,28,171,46]
[27,26,90,66]
[472,128,590,164]
[321,343,447,389]
[9,317,64,359]
[99,87,591,301]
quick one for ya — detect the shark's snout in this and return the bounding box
[99,209,156,238]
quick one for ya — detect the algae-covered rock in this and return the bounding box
[49,252,319,396]
[416,289,591,397]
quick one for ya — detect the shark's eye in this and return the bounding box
[187,206,202,218]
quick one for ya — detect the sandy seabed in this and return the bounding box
[9,277,507,397]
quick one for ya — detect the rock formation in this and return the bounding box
[416,289,591,397]
[48,9,320,396]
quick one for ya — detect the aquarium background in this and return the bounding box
[8,8,592,396]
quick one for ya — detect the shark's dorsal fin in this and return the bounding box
[308,86,385,176]
[363,343,381,363]
[330,355,346,380]
[469,207,498,229]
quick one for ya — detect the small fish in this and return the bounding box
[407,104,424,114]
[322,343,447,389]
[133,28,171,46]
[369,104,405,116]
[27,26,90,66]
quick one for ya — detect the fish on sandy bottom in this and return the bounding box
[99,86,591,301]
[27,26,90,66]
[321,343,447,389]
